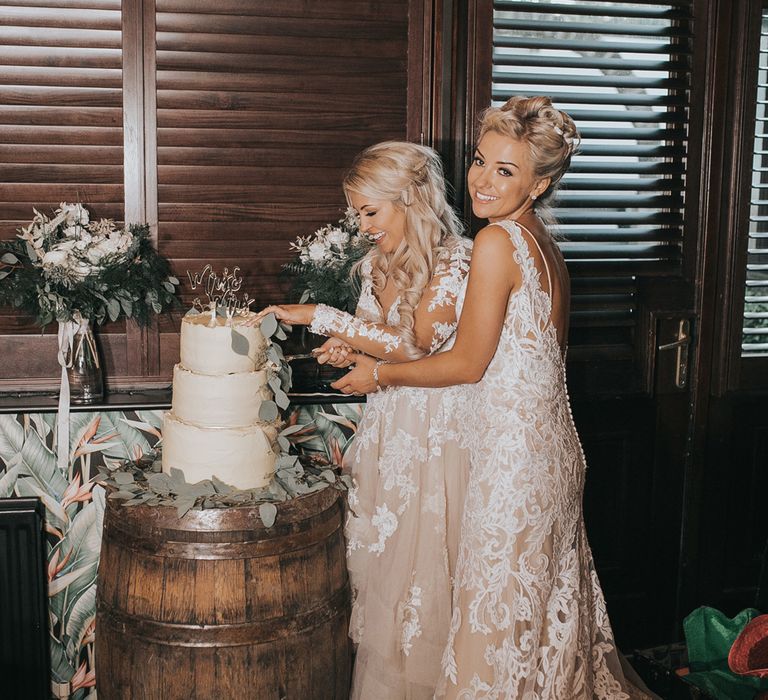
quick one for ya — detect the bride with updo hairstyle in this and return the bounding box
[335,98,655,698]
[256,140,474,698]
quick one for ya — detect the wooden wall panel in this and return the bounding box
[0,0,125,389]
[153,0,411,324]
[0,0,422,390]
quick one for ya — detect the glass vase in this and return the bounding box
[66,320,103,404]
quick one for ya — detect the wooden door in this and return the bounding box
[680,0,768,629]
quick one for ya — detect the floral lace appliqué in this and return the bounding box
[429,240,472,311]
[369,503,398,555]
[400,582,424,656]
[310,303,401,354]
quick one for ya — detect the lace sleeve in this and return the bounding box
[428,239,472,312]
[310,305,402,355]
[411,238,472,355]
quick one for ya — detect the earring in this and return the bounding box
[530,194,538,201]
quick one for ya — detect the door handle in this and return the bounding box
[657,319,690,389]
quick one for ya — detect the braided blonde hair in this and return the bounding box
[478,96,580,227]
[345,141,463,358]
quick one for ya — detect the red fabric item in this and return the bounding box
[729,614,768,678]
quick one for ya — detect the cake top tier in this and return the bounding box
[180,312,267,375]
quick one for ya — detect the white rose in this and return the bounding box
[42,249,69,267]
[307,241,330,263]
[326,228,349,248]
[86,240,114,264]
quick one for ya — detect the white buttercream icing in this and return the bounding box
[162,311,278,489]
[162,413,276,489]
[171,364,271,428]
[180,312,266,374]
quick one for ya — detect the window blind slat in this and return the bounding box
[494,17,691,38]
[493,88,687,107]
[564,108,686,123]
[493,54,687,72]
[563,177,684,191]
[493,71,687,90]
[497,1,689,20]
[570,161,685,175]
[494,35,678,54]
[562,226,682,241]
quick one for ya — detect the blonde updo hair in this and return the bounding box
[345,141,463,358]
[478,95,580,226]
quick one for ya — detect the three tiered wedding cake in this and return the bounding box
[162,312,278,489]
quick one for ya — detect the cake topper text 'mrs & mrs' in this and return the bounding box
[187,265,253,324]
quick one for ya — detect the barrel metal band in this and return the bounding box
[97,584,351,647]
[104,510,341,560]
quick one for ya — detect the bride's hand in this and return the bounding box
[332,354,379,395]
[315,338,355,368]
[250,304,316,326]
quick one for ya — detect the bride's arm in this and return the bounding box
[263,242,471,363]
[333,226,519,392]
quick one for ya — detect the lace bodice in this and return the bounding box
[310,238,472,361]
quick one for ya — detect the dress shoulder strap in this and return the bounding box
[492,219,553,298]
[516,222,553,299]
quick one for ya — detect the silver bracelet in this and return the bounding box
[372,360,386,392]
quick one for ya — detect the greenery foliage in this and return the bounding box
[283,207,371,314]
[0,203,179,327]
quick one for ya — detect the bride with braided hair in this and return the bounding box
[256,140,474,698]
[335,97,654,699]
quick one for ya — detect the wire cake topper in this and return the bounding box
[187,264,254,325]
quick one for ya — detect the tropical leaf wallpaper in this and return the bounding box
[0,401,361,699]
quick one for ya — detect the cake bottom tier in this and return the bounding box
[162,413,277,490]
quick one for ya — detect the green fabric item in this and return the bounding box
[681,606,768,700]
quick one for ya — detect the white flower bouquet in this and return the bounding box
[0,202,179,326]
[284,207,371,313]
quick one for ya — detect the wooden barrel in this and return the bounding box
[95,486,351,699]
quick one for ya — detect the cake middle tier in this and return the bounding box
[171,364,272,428]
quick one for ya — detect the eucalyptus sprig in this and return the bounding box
[98,449,352,524]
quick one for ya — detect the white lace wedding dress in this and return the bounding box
[437,220,650,700]
[309,239,473,699]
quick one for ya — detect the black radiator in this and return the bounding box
[0,497,50,700]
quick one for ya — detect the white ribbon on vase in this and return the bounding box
[56,314,87,472]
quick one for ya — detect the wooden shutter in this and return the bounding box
[153,0,416,372]
[490,0,693,392]
[0,0,125,390]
